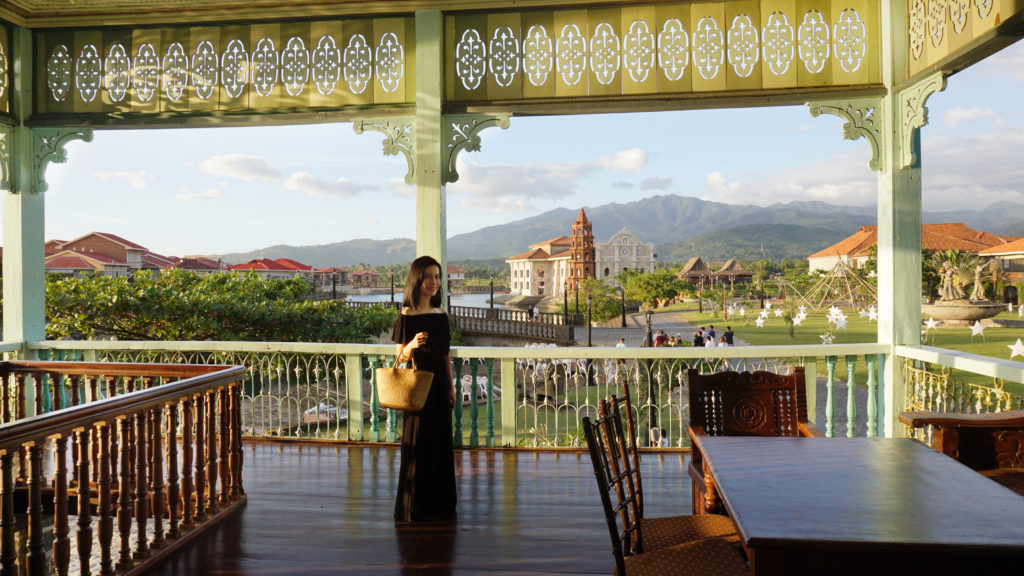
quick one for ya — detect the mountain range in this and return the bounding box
[214,195,1024,267]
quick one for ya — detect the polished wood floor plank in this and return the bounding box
[143,444,692,575]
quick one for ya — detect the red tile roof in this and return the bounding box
[274,258,312,271]
[225,258,293,271]
[46,254,102,270]
[170,257,221,270]
[980,237,1024,256]
[315,267,349,273]
[529,236,571,249]
[506,247,551,261]
[447,264,464,274]
[62,231,147,251]
[810,224,1010,259]
[64,248,118,264]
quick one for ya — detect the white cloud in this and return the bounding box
[597,148,648,172]
[175,188,225,201]
[612,180,635,189]
[787,124,815,134]
[93,170,154,190]
[282,171,373,197]
[199,154,281,183]
[640,177,672,190]
[448,148,652,213]
[699,127,1024,212]
[941,106,995,129]
[388,177,416,197]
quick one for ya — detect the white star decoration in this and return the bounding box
[970,321,985,339]
[923,317,939,330]
[792,316,804,326]
[858,309,867,318]
[798,305,807,314]
[820,333,833,344]
[766,302,772,310]
[867,308,878,322]
[740,308,747,316]
[755,317,765,328]
[1009,339,1024,360]
[832,314,848,331]
[774,309,783,317]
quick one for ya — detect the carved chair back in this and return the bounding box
[582,400,644,575]
[687,367,808,437]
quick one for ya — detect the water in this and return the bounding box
[345,292,512,309]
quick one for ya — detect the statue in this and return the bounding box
[938,261,964,301]
[970,264,987,301]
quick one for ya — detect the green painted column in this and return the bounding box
[414,10,447,271]
[2,28,44,353]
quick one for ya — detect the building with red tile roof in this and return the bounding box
[224,258,305,280]
[44,250,131,277]
[446,264,465,287]
[809,223,1014,273]
[980,238,1024,281]
[349,270,380,287]
[59,231,149,269]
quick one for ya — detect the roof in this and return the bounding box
[716,259,751,275]
[171,257,222,270]
[63,231,148,251]
[142,252,176,267]
[529,236,571,249]
[809,224,1011,259]
[45,254,102,270]
[680,257,709,273]
[505,247,551,262]
[224,258,293,271]
[446,264,464,274]
[274,258,313,271]
[980,237,1024,256]
[315,267,349,273]
[65,248,118,264]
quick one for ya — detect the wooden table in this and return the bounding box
[692,436,1024,575]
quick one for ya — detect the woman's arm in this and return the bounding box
[444,354,455,408]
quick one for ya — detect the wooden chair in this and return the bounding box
[686,367,824,514]
[899,410,1024,497]
[582,405,749,576]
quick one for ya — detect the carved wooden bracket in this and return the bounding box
[0,126,9,191]
[899,71,947,169]
[808,98,884,172]
[33,128,94,194]
[443,114,511,184]
[352,117,416,185]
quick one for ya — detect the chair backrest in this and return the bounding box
[687,367,808,437]
[612,382,644,517]
[582,400,644,575]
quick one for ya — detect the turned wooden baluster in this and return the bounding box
[206,390,219,513]
[116,417,133,571]
[166,402,181,539]
[228,384,243,498]
[97,423,114,576]
[703,464,721,515]
[219,388,230,505]
[151,407,165,549]
[76,429,92,576]
[16,376,27,485]
[1,451,16,574]
[134,411,149,560]
[181,397,195,530]
[1,372,9,424]
[27,444,45,575]
[53,436,71,576]
[194,393,207,522]
[33,374,44,418]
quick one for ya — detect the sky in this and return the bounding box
[30,39,1024,259]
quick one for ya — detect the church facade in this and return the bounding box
[506,209,654,297]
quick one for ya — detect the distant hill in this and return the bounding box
[213,195,1024,267]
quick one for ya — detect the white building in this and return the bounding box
[506,216,654,297]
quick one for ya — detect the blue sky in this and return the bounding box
[34,40,1024,259]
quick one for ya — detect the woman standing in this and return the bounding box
[391,255,457,522]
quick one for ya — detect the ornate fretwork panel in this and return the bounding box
[352,117,416,185]
[35,17,414,116]
[32,128,94,194]
[908,0,1023,80]
[442,114,510,185]
[808,98,884,172]
[447,2,880,102]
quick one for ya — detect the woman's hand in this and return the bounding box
[449,386,456,409]
[403,331,428,357]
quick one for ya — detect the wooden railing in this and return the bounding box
[0,361,246,576]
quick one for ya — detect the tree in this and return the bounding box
[45,269,396,342]
[576,277,623,322]
[619,269,685,308]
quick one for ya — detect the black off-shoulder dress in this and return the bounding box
[390,312,457,522]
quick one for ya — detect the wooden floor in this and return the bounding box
[144,442,693,575]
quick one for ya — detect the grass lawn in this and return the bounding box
[679,307,1024,397]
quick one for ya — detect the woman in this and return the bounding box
[391,255,457,522]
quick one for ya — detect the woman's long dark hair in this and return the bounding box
[401,255,444,309]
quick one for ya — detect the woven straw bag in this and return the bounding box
[376,357,434,411]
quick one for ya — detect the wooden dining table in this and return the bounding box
[691,436,1024,575]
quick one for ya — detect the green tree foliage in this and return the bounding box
[576,277,624,322]
[45,270,396,342]
[619,268,685,307]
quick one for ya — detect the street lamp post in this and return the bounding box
[331,273,337,300]
[644,309,656,445]
[563,281,568,323]
[489,274,494,309]
[575,285,579,314]
[620,284,627,328]
[390,273,395,307]
[586,294,593,387]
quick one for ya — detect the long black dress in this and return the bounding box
[391,311,457,522]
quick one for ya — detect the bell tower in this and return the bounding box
[568,208,595,290]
